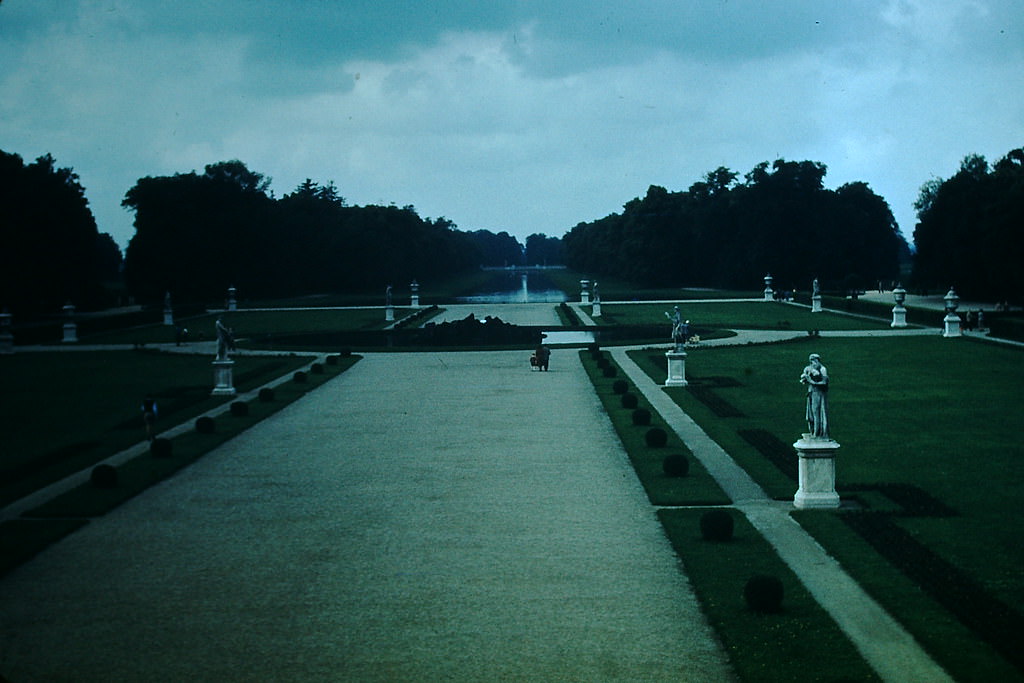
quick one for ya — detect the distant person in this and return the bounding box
[535,341,550,372]
[141,395,158,442]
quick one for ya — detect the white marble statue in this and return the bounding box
[800,353,829,438]
[215,317,235,361]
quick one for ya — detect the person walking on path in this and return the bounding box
[141,394,158,442]
[534,340,550,371]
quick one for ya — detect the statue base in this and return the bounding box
[592,302,601,317]
[891,305,907,328]
[211,359,237,396]
[811,295,822,313]
[62,323,78,343]
[665,350,688,387]
[385,306,395,322]
[411,295,419,307]
[581,293,590,304]
[943,313,961,338]
[793,435,840,509]
[163,311,174,326]
[764,289,773,301]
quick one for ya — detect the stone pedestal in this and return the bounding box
[592,301,602,318]
[211,359,237,396]
[891,305,907,328]
[811,295,822,313]
[763,273,774,301]
[163,308,174,326]
[227,287,237,311]
[793,436,840,509]
[580,279,590,304]
[665,350,688,387]
[943,313,961,337]
[410,280,420,307]
[385,306,395,322]
[62,323,78,343]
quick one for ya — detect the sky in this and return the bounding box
[1,0,1022,252]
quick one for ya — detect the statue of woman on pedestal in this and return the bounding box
[800,353,829,438]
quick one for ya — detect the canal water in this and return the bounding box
[456,271,568,304]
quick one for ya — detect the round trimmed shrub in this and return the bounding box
[602,366,617,378]
[621,393,639,409]
[631,408,651,426]
[587,342,600,354]
[645,427,668,447]
[663,453,690,477]
[258,387,275,402]
[230,401,249,417]
[90,464,118,489]
[195,416,215,434]
[744,575,784,613]
[700,509,735,542]
[339,348,352,358]
[596,357,610,369]
[612,379,628,394]
[150,438,173,458]
[293,371,307,383]
[325,354,339,366]
[311,362,324,374]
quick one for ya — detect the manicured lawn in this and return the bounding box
[599,301,895,331]
[82,308,417,345]
[0,350,314,506]
[629,335,1024,680]
[1,353,359,577]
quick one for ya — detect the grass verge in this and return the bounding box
[1,354,360,577]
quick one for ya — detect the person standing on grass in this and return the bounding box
[141,395,158,442]
[800,353,829,438]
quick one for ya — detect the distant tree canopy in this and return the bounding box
[525,233,564,266]
[123,162,484,304]
[0,150,122,315]
[563,159,906,292]
[465,229,524,267]
[912,148,1024,303]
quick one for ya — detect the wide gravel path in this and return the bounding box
[0,350,734,682]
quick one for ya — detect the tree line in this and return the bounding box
[911,147,1024,303]
[563,159,909,294]
[0,151,122,316]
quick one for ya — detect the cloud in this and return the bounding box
[1,0,1021,252]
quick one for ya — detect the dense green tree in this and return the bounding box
[123,166,480,303]
[912,148,1024,302]
[524,233,563,266]
[0,150,117,315]
[564,159,905,291]
[466,230,523,267]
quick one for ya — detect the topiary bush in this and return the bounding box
[587,342,600,354]
[700,509,735,541]
[258,387,275,402]
[663,453,690,477]
[612,379,628,394]
[195,416,215,434]
[621,393,639,409]
[631,408,651,426]
[90,464,118,489]
[602,366,618,378]
[150,438,173,458]
[596,357,610,369]
[645,427,668,447]
[744,575,785,613]
[325,354,338,366]
[311,362,324,374]
[230,401,249,417]
[293,371,307,383]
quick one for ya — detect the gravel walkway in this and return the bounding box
[0,350,734,682]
